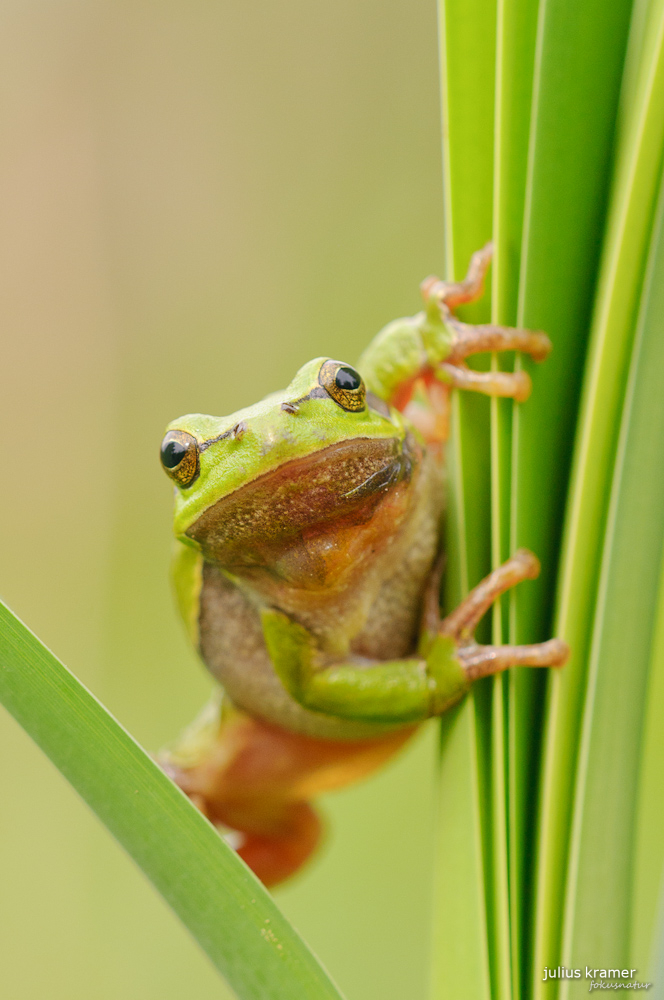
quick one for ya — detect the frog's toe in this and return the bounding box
[456,638,569,681]
[440,549,540,641]
[436,363,533,402]
[420,242,493,310]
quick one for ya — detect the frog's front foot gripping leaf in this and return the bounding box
[420,242,551,404]
[359,242,552,433]
[262,548,568,724]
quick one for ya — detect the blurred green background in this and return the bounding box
[0,2,447,998]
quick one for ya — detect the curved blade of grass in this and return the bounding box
[433,0,495,996]
[533,0,664,988]
[559,169,664,986]
[0,600,345,1000]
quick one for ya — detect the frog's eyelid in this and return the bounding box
[286,385,392,421]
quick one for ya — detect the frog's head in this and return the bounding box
[160,357,417,580]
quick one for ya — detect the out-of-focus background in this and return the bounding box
[0,3,445,998]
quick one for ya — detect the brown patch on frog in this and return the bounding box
[186,435,419,592]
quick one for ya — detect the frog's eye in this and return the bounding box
[160,430,200,488]
[318,360,366,412]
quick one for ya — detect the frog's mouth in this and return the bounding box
[185,434,418,584]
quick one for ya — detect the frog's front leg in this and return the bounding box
[263,550,569,724]
[359,244,553,435]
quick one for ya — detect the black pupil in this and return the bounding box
[335,366,362,391]
[161,438,187,469]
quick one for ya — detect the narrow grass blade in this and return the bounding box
[534,0,664,988]
[493,0,538,328]
[651,898,664,998]
[488,672,512,1000]
[631,535,664,974]
[431,703,492,1000]
[440,0,496,284]
[433,0,496,995]
[491,1,542,996]
[497,0,635,986]
[0,601,345,1000]
[559,171,664,987]
[439,0,496,598]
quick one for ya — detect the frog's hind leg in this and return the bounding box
[439,549,569,680]
[159,702,415,887]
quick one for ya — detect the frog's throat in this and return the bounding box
[185,434,420,582]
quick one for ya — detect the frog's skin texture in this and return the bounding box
[159,245,569,886]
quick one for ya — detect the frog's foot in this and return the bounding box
[420,246,552,404]
[439,549,569,680]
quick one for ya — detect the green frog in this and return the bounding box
[159,245,568,886]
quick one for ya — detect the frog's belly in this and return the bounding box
[198,564,409,741]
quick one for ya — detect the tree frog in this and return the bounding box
[159,245,568,886]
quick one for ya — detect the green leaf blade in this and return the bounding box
[631,552,664,975]
[492,2,541,996]
[561,167,664,986]
[434,0,497,996]
[431,704,492,1000]
[534,0,664,988]
[0,600,345,1000]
